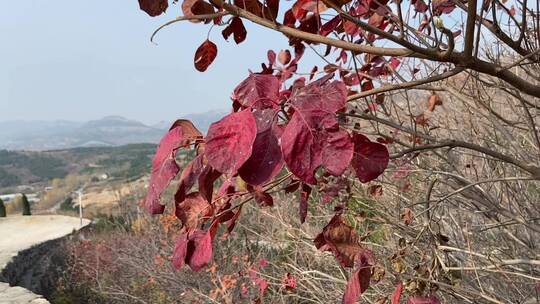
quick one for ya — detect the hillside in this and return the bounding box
[0,144,157,190]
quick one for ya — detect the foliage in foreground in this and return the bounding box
[135,0,540,303]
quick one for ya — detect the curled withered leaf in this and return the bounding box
[314,213,370,267]
[175,192,213,228]
[427,94,443,112]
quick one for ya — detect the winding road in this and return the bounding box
[0,215,90,304]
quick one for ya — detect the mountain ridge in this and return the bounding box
[0,110,226,151]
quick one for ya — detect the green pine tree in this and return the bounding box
[21,194,31,216]
[0,198,5,217]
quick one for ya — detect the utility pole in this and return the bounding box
[77,182,90,227]
[78,190,83,227]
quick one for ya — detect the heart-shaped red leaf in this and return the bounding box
[281,80,351,184]
[239,109,283,185]
[205,109,257,174]
[194,40,218,72]
[351,133,389,183]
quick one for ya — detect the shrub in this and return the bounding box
[0,197,5,217]
[21,193,31,216]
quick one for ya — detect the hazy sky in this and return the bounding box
[0,0,297,124]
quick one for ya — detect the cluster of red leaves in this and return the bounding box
[141,71,389,302]
[137,0,444,302]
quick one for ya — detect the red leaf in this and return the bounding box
[320,15,341,36]
[294,43,306,60]
[343,252,373,304]
[184,0,215,23]
[222,17,247,44]
[139,0,168,17]
[322,129,354,176]
[298,14,320,35]
[189,230,213,271]
[253,188,274,207]
[175,154,205,203]
[282,80,350,184]
[143,127,183,214]
[412,0,429,12]
[169,119,203,139]
[299,0,328,14]
[309,66,318,80]
[343,20,360,36]
[432,0,456,15]
[278,50,292,65]
[283,9,296,27]
[239,109,284,185]
[267,50,276,65]
[266,0,279,19]
[322,177,349,204]
[299,183,311,223]
[183,0,212,23]
[389,57,401,70]
[509,5,516,16]
[291,77,346,116]
[282,273,297,290]
[284,179,301,193]
[173,229,213,272]
[198,165,221,202]
[391,282,404,304]
[175,192,213,228]
[234,0,267,18]
[249,266,269,294]
[194,40,218,72]
[280,113,323,184]
[172,233,188,269]
[352,133,389,183]
[402,208,413,225]
[415,114,429,126]
[205,109,257,174]
[407,296,441,304]
[226,205,243,232]
[232,73,280,109]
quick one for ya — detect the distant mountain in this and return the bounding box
[183,110,228,133]
[0,111,226,151]
[152,110,227,133]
